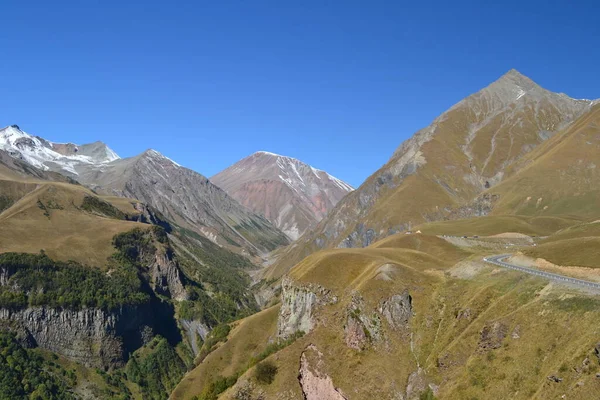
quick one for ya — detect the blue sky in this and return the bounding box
[1,1,599,187]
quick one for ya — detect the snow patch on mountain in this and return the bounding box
[144,149,182,167]
[263,151,353,195]
[212,151,353,240]
[0,125,120,175]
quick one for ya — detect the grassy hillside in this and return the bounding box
[263,78,598,281]
[173,233,600,400]
[489,104,600,219]
[0,178,146,267]
[171,305,281,399]
[520,220,600,269]
[417,215,581,237]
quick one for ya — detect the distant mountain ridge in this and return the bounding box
[0,125,289,256]
[211,151,353,239]
[0,125,119,175]
[79,148,290,254]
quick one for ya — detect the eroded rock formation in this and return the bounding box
[298,345,347,400]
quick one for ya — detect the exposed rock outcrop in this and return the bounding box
[478,321,508,352]
[405,368,435,400]
[380,291,413,331]
[344,313,370,350]
[0,265,15,286]
[0,303,178,369]
[180,319,210,355]
[277,277,337,338]
[344,294,382,350]
[456,308,473,321]
[150,248,188,301]
[298,344,347,400]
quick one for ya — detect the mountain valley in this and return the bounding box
[2,69,600,400]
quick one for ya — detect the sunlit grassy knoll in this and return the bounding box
[0,180,146,267]
[417,215,580,237]
[171,305,281,400]
[517,219,600,268]
[524,237,600,269]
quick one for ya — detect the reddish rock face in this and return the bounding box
[211,151,353,240]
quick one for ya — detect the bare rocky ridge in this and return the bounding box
[77,149,289,255]
[211,151,353,240]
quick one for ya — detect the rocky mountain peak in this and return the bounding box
[495,69,538,90]
[211,151,353,240]
[140,148,182,168]
[254,150,281,157]
[0,125,120,175]
[477,69,544,106]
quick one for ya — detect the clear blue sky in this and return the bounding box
[1,1,598,187]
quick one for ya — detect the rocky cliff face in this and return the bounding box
[211,151,353,240]
[299,344,348,400]
[179,319,210,355]
[0,227,186,369]
[0,303,177,369]
[277,277,337,338]
[150,249,188,301]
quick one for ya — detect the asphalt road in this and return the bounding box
[483,254,600,291]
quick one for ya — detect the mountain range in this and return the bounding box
[0,125,293,256]
[3,69,600,400]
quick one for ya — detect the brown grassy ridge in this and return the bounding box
[520,220,600,269]
[488,104,600,219]
[261,97,599,282]
[416,214,581,237]
[171,305,281,400]
[0,178,146,268]
[178,231,600,400]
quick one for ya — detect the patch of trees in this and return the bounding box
[175,228,259,325]
[0,195,14,213]
[81,195,126,220]
[0,331,75,399]
[0,252,149,310]
[125,336,186,400]
[254,360,277,384]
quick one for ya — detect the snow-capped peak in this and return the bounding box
[143,149,181,167]
[212,150,354,240]
[246,150,353,194]
[0,125,120,175]
[255,150,281,157]
[96,142,120,163]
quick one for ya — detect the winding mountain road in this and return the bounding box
[484,254,600,291]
